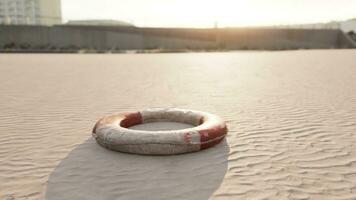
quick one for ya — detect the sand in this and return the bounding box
[129,122,194,131]
[0,50,356,200]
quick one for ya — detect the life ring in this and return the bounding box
[92,108,227,155]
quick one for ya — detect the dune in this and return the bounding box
[0,50,356,199]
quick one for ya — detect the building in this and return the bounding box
[67,20,134,27]
[274,18,356,33]
[0,0,61,25]
[341,18,356,33]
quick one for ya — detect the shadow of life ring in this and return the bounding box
[92,108,228,155]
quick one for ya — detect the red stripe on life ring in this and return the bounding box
[199,125,227,143]
[120,112,143,128]
[200,136,225,150]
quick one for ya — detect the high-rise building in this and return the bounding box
[0,0,61,25]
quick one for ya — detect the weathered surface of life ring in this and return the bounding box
[92,108,227,155]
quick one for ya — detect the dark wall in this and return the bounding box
[0,25,354,51]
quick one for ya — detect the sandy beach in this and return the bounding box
[1,50,356,199]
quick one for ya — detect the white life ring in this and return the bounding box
[92,108,227,155]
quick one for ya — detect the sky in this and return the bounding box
[61,0,356,28]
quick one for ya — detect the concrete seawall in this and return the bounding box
[0,25,354,51]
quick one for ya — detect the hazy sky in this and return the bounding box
[62,0,356,28]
